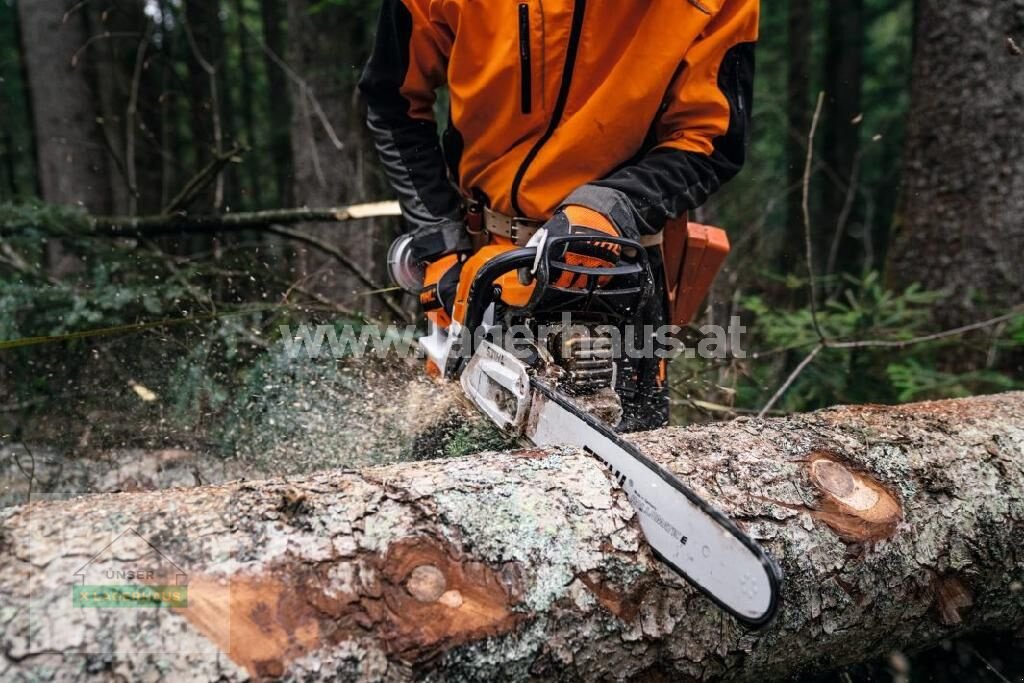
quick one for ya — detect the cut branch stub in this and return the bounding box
[379,538,526,658]
[807,451,902,542]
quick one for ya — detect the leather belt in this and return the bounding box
[478,204,664,248]
[482,206,543,246]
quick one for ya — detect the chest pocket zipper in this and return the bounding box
[518,3,532,114]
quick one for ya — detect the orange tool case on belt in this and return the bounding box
[661,217,730,327]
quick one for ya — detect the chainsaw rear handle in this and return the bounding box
[462,234,652,339]
[462,247,537,334]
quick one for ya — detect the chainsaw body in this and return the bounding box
[420,233,654,429]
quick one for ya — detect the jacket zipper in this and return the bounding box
[511,0,587,216]
[518,4,532,114]
[734,52,745,114]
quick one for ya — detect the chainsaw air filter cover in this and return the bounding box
[387,233,425,294]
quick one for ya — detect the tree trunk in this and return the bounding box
[3,392,1023,681]
[781,0,813,276]
[17,0,112,213]
[260,0,293,208]
[820,0,865,278]
[888,1,1024,327]
[233,0,263,209]
[183,0,230,211]
[0,0,34,199]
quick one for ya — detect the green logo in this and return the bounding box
[72,528,188,608]
[73,585,188,608]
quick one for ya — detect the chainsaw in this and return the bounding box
[388,230,782,626]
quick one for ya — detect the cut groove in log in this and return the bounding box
[1,392,1023,682]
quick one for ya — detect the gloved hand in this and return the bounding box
[419,252,467,328]
[541,205,622,288]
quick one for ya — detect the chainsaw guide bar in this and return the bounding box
[460,339,782,627]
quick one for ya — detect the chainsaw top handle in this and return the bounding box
[462,233,654,338]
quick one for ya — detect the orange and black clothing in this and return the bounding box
[359,0,759,262]
[360,0,758,430]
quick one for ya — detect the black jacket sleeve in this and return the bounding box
[358,0,470,262]
[563,3,758,238]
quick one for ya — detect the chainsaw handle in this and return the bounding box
[462,247,537,334]
[462,234,652,342]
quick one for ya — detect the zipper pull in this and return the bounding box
[688,0,712,15]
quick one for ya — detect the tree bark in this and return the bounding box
[888,1,1024,327]
[17,0,112,213]
[3,392,1023,681]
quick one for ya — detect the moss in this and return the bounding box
[444,420,519,458]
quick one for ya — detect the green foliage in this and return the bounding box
[885,359,1016,404]
[0,201,89,238]
[743,272,942,349]
[0,204,189,341]
[0,201,299,448]
[719,273,1023,413]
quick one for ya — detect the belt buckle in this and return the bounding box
[509,218,536,246]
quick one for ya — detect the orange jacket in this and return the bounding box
[359,0,759,261]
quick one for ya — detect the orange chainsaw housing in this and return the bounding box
[449,221,729,328]
[662,217,730,327]
[451,236,534,325]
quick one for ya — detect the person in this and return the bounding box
[359,0,758,432]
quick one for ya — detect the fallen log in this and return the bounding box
[2,392,1023,681]
[0,200,402,238]
[95,201,402,238]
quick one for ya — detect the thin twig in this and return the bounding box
[61,0,91,24]
[11,443,37,503]
[803,92,827,342]
[162,144,246,214]
[267,223,410,322]
[754,93,828,417]
[182,7,225,208]
[758,343,824,418]
[829,308,1023,349]
[70,32,141,68]
[963,644,1012,683]
[284,282,363,319]
[825,150,862,282]
[126,29,151,215]
[756,91,1021,416]
[754,306,1023,415]
[240,22,344,152]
